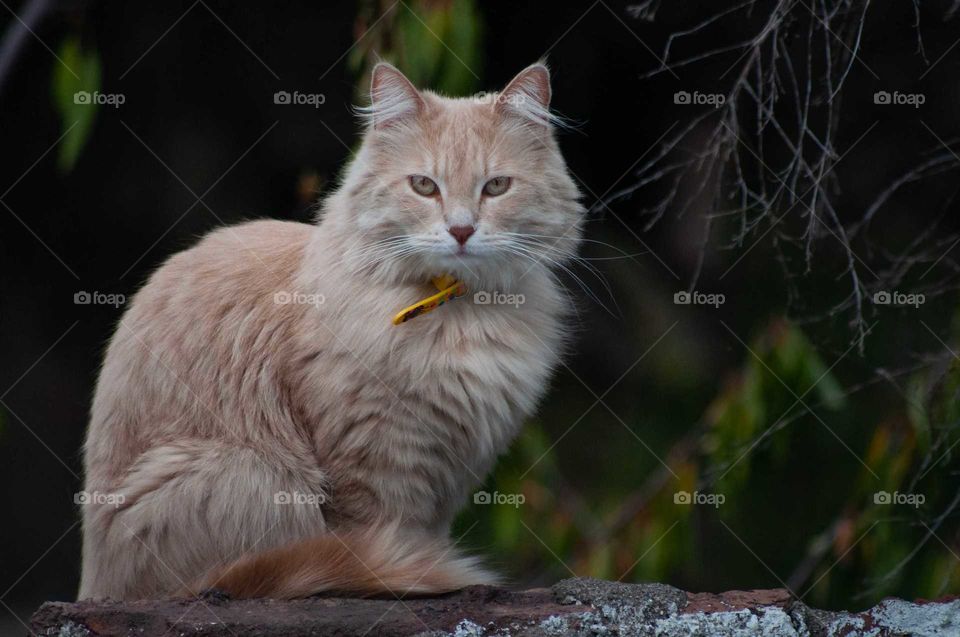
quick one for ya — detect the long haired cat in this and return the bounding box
[79,61,583,600]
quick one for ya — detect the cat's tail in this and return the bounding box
[188,525,498,599]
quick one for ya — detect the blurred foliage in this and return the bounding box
[703,321,847,494]
[348,0,482,98]
[456,318,960,609]
[51,36,101,172]
[456,321,853,585]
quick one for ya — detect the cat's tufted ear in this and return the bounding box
[496,62,553,127]
[366,62,423,129]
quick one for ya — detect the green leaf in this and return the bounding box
[906,376,931,453]
[705,321,848,491]
[435,0,482,95]
[491,499,522,548]
[397,3,444,88]
[52,37,102,172]
[393,0,481,95]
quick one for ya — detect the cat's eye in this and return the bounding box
[483,176,511,197]
[409,175,439,197]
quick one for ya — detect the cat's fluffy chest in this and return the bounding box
[302,274,565,528]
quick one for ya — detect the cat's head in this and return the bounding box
[331,62,584,289]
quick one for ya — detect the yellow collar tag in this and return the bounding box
[392,275,467,325]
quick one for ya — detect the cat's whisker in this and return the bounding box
[511,238,619,314]
[340,238,406,261]
[498,236,621,316]
[499,242,619,317]
[347,249,417,275]
[494,245,585,322]
[338,236,418,273]
[499,231,641,260]
[350,245,423,274]
[500,244,599,310]
[573,253,649,261]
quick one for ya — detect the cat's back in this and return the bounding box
[149,218,311,298]
[117,219,313,345]
[88,219,315,471]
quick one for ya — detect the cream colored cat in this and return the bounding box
[79,61,583,600]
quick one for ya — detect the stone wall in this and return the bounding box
[29,577,960,636]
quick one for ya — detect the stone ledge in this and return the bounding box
[29,577,960,636]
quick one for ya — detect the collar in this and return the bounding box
[392,274,467,325]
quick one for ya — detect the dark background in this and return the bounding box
[3,0,960,629]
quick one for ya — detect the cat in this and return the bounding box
[78,61,584,600]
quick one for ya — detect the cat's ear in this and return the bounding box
[366,62,423,129]
[497,62,553,127]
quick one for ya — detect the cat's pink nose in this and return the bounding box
[448,225,476,246]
